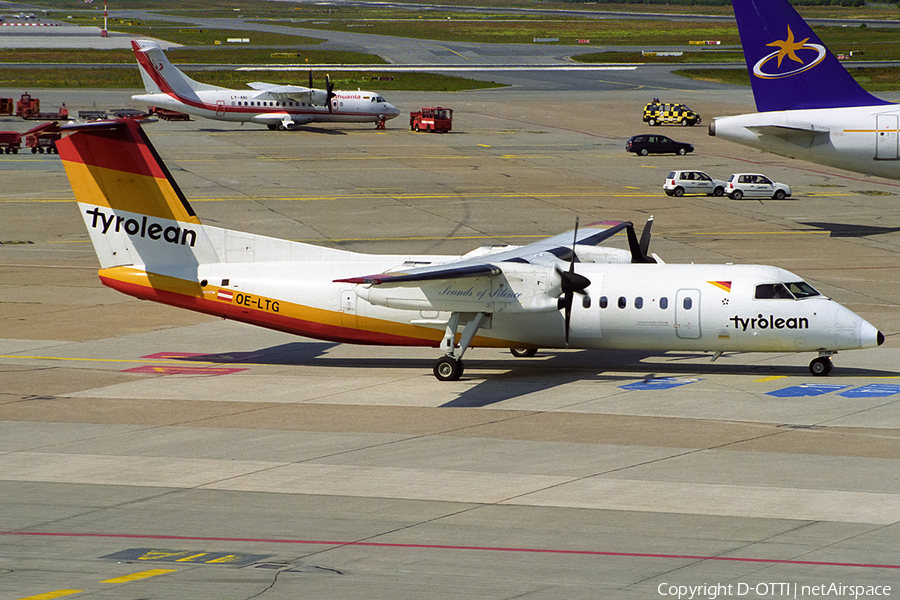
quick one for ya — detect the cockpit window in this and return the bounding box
[785,281,820,298]
[755,283,794,299]
[755,281,821,300]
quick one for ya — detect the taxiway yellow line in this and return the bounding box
[101,569,177,583]
[17,592,82,600]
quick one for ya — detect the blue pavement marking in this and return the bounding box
[838,384,900,399]
[619,377,703,391]
[767,384,849,398]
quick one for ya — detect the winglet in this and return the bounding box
[732,0,892,111]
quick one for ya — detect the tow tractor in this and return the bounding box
[410,107,452,133]
[15,93,69,120]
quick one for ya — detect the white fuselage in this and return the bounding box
[93,215,878,356]
[133,89,401,127]
[711,105,900,180]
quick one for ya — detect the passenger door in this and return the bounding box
[675,289,701,339]
[875,114,899,160]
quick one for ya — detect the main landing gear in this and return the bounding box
[432,312,489,381]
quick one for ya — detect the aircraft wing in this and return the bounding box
[335,221,636,286]
[246,82,313,96]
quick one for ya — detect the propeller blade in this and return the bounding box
[569,216,579,274]
[560,216,590,347]
[326,75,335,113]
[308,70,313,89]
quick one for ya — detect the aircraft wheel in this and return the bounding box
[434,356,463,381]
[510,348,538,358]
[809,356,833,376]
[730,190,743,200]
[673,187,684,197]
[713,186,724,197]
[773,189,786,200]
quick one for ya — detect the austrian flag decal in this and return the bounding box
[708,281,732,293]
[217,289,233,302]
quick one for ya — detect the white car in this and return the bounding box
[726,173,792,200]
[664,170,726,197]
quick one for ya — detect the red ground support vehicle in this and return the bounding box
[0,131,22,154]
[410,107,452,133]
[15,92,40,118]
[14,93,68,120]
[0,98,14,115]
[24,121,61,154]
[149,107,191,121]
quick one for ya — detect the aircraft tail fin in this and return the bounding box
[56,119,220,271]
[732,0,892,112]
[132,40,223,97]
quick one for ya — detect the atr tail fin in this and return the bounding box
[132,40,223,97]
[732,0,892,112]
[56,119,219,271]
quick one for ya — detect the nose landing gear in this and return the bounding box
[809,354,834,376]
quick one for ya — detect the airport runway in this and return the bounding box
[2,81,900,600]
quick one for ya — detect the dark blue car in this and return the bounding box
[626,134,693,156]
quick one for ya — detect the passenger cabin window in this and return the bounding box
[599,296,608,309]
[618,296,627,309]
[683,297,692,310]
[660,297,668,310]
[635,297,643,309]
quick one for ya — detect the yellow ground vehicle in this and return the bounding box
[643,100,701,127]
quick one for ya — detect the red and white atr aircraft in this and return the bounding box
[131,40,400,130]
[56,119,883,380]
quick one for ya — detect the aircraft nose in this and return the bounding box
[860,319,884,348]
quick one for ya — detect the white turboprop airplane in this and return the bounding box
[709,0,900,180]
[130,40,400,130]
[56,119,883,380]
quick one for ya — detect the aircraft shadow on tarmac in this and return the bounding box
[801,221,900,238]
[178,343,897,409]
[195,126,354,135]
